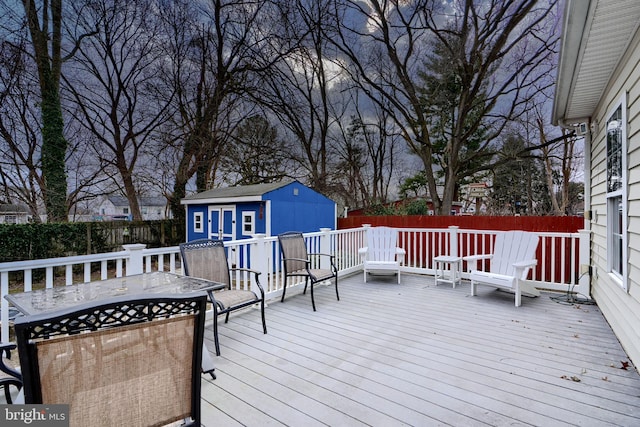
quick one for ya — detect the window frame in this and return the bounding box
[605,94,628,290]
[193,212,204,233]
[241,211,255,236]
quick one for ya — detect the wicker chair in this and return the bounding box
[13,293,208,427]
[180,239,267,356]
[278,231,339,311]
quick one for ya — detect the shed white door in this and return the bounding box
[208,206,235,241]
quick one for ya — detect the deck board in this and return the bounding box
[201,273,640,426]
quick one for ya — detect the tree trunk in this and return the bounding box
[23,0,68,222]
[170,152,193,225]
[123,179,142,221]
[538,118,562,215]
[40,84,68,221]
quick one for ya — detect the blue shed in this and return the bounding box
[181,180,337,242]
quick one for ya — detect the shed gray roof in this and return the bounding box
[181,181,293,204]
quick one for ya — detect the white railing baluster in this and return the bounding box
[449,226,459,258]
[157,254,164,272]
[24,270,32,292]
[65,265,73,286]
[46,267,53,288]
[170,253,176,273]
[84,262,91,283]
[101,260,108,280]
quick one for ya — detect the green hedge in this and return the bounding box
[0,220,183,263]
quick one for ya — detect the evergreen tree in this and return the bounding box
[221,115,287,186]
[488,134,550,215]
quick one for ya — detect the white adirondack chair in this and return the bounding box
[358,226,406,284]
[463,230,540,307]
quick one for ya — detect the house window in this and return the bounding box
[123,208,129,214]
[242,211,255,236]
[605,96,627,289]
[194,212,204,233]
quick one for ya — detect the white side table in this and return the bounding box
[433,255,462,288]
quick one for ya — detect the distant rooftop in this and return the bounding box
[108,196,167,207]
[0,204,29,213]
[181,180,294,203]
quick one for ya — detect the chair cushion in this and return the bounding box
[213,290,258,310]
[308,269,335,282]
[287,269,335,282]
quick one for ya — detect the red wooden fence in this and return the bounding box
[338,216,585,285]
[338,215,584,232]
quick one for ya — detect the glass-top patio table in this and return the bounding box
[4,271,224,377]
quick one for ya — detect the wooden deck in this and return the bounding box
[199,273,640,426]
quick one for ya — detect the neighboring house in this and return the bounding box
[0,204,30,224]
[181,180,336,242]
[96,196,169,221]
[552,1,640,368]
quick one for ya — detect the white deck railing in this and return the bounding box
[0,226,589,341]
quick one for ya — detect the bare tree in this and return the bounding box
[64,0,173,220]
[332,92,400,210]
[256,0,350,197]
[0,33,44,219]
[64,113,118,220]
[514,78,582,216]
[329,0,559,214]
[332,116,371,210]
[0,0,569,222]
[0,13,109,221]
[162,0,290,222]
[537,113,581,215]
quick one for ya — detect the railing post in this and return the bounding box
[123,243,146,276]
[362,223,371,245]
[319,228,332,270]
[448,226,459,257]
[251,234,269,295]
[362,224,371,262]
[578,229,592,299]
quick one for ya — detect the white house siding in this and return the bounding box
[589,29,640,367]
[94,196,168,221]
